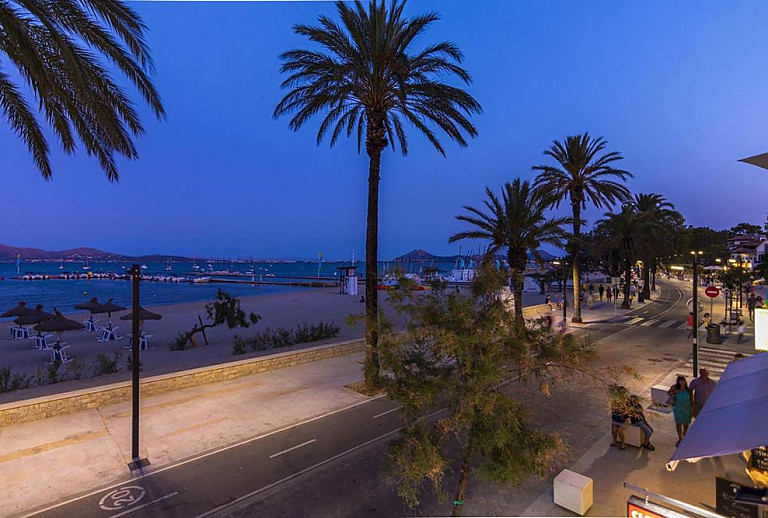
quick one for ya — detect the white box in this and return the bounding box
[623,424,643,448]
[554,469,593,515]
[651,384,670,405]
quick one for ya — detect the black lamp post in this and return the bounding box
[128,264,149,472]
[691,251,703,377]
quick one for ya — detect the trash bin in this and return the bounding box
[706,324,721,344]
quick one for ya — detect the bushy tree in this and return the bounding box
[380,264,593,516]
[174,290,260,349]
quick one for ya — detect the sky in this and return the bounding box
[0,0,767,260]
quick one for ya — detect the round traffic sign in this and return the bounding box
[705,286,720,298]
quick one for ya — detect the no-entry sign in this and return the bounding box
[705,286,720,298]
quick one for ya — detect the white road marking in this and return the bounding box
[657,320,677,328]
[640,318,660,327]
[109,492,178,518]
[373,406,402,419]
[269,439,316,459]
[626,317,645,325]
[677,323,690,330]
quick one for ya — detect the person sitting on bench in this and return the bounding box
[628,395,655,451]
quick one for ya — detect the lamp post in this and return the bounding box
[128,265,149,472]
[691,251,704,377]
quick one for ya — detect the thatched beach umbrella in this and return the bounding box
[120,306,162,334]
[15,305,54,331]
[35,309,85,345]
[1,301,33,318]
[75,297,101,330]
[91,299,126,328]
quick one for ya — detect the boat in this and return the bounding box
[191,277,211,284]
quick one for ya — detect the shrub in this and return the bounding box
[93,350,121,376]
[170,332,190,351]
[44,361,66,384]
[233,321,340,355]
[0,365,32,393]
[174,291,261,350]
[67,359,89,380]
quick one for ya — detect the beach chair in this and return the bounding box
[12,326,31,339]
[46,344,71,364]
[99,326,122,342]
[84,318,100,332]
[33,334,54,350]
[126,334,152,351]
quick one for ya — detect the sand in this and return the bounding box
[0,286,552,403]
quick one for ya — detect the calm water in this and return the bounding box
[0,259,456,313]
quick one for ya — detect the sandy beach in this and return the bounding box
[0,287,552,403]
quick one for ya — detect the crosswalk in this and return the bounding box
[607,315,690,329]
[682,346,754,382]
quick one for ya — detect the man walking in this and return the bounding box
[686,312,694,339]
[599,284,605,300]
[689,368,717,417]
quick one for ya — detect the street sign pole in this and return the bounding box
[692,255,699,377]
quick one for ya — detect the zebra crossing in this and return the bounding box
[682,346,754,381]
[607,314,690,329]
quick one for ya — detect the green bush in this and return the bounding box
[233,322,340,355]
[44,361,66,384]
[93,351,121,376]
[171,332,190,351]
[0,365,32,393]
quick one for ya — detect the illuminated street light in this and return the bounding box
[691,251,704,376]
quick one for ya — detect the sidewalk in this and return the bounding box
[0,352,368,517]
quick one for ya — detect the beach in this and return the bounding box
[0,287,553,404]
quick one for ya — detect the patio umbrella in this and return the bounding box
[1,301,33,318]
[91,299,126,328]
[34,309,85,344]
[120,306,162,335]
[15,305,54,329]
[739,152,768,171]
[75,297,101,329]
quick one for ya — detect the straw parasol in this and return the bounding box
[120,306,162,335]
[15,305,54,332]
[75,297,101,329]
[2,301,33,318]
[35,309,85,344]
[91,299,126,328]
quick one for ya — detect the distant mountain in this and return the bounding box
[393,248,558,263]
[0,243,190,262]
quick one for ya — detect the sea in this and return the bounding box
[0,259,457,314]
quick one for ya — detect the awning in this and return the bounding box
[739,153,768,171]
[668,352,768,469]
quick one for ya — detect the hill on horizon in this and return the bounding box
[394,248,558,263]
[0,243,190,262]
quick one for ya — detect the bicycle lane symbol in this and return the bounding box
[98,486,146,512]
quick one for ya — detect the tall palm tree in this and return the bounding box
[532,133,632,322]
[595,205,657,309]
[630,193,680,299]
[0,0,164,180]
[274,0,481,384]
[450,179,568,331]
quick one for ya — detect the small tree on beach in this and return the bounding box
[174,290,260,350]
[0,0,164,179]
[274,0,481,386]
[380,264,593,516]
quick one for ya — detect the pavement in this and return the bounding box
[1,279,760,517]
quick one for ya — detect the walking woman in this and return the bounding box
[667,376,693,446]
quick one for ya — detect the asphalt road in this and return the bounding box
[22,281,689,518]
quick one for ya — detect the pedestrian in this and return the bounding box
[545,294,552,310]
[606,287,612,303]
[628,395,655,450]
[612,285,619,301]
[748,294,757,321]
[737,320,745,344]
[599,284,605,300]
[609,385,629,450]
[689,368,717,417]
[686,312,694,339]
[667,375,693,447]
[544,314,553,330]
[702,312,711,328]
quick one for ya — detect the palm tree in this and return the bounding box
[0,0,164,180]
[274,0,481,384]
[450,179,568,331]
[532,133,632,322]
[595,205,657,309]
[630,193,681,299]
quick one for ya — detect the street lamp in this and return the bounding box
[553,259,567,322]
[691,251,704,377]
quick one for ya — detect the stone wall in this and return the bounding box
[0,339,365,426]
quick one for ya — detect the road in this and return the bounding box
[23,280,696,518]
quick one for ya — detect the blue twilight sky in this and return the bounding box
[0,0,767,260]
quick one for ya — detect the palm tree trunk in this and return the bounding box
[642,259,651,300]
[622,256,632,309]
[364,145,383,386]
[651,259,657,291]
[571,201,582,323]
[510,265,525,333]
